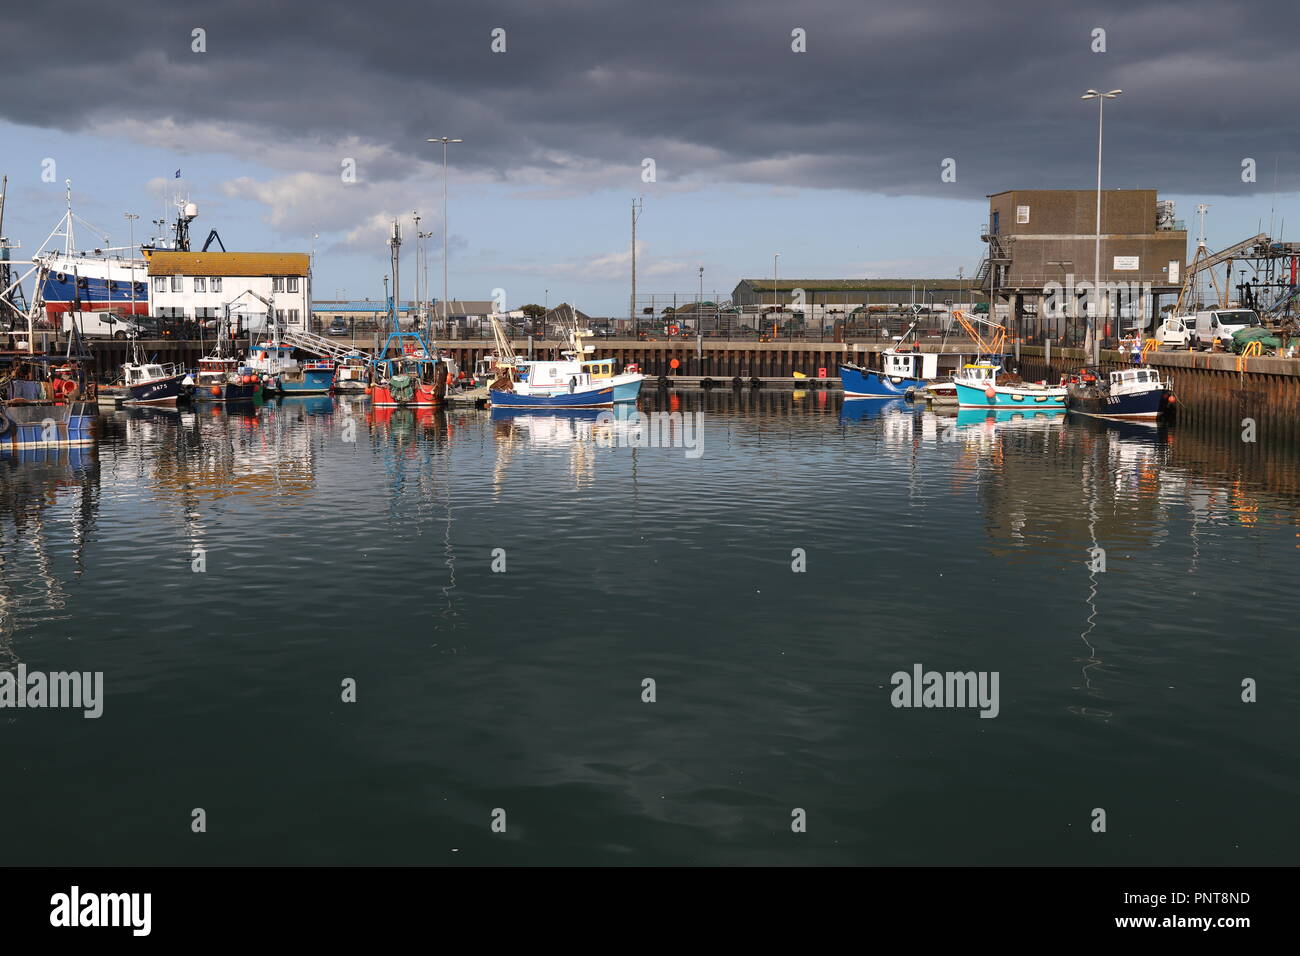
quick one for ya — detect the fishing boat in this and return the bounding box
[191,356,262,403]
[277,358,336,395]
[334,352,371,392]
[953,362,1067,409]
[121,360,187,406]
[1065,366,1174,420]
[0,358,96,448]
[244,340,336,394]
[33,184,149,324]
[483,313,615,408]
[370,330,449,407]
[840,347,930,398]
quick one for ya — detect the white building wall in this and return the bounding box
[149,274,310,330]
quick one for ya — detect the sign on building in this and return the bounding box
[1113,256,1140,271]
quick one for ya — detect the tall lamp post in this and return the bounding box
[1082,88,1121,364]
[773,253,780,338]
[427,136,463,333]
[124,213,139,325]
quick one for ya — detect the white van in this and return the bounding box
[1192,309,1261,349]
[63,311,145,339]
[1154,315,1194,349]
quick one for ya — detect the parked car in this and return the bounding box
[327,317,349,336]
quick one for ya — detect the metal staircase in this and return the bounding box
[974,234,1011,290]
[277,327,366,360]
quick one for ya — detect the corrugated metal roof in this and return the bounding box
[740,278,963,291]
[146,250,309,277]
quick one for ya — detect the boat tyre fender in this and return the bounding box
[701,377,714,389]
[731,376,743,388]
[657,375,670,389]
[750,376,762,388]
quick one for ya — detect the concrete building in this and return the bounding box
[977,189,1187,344]
[146,251,310,333]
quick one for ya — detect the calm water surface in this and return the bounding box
[2,391,1298,865]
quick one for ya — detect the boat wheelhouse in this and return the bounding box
[334,353,371,392]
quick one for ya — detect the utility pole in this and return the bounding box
[630,197,643,328]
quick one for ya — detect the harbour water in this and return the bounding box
[1,392,1298,865]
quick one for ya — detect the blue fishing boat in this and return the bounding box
[1065,367,1173,420]
[952,363,1067,410]
[489,384,615,408]
[278,359,336,395]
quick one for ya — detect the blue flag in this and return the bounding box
[174,169,181,178]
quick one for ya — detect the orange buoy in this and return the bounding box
[984,387,996,401]
[1167,394,1177,405]
[210,386,221,396]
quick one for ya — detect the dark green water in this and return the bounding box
[2,391,1298,865]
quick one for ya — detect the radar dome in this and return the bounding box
[183,202,199,219]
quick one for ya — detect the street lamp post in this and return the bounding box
[1082,88,1121,364]
[773,253,780,338]
[427,137,463,334]
[124,213,139,322]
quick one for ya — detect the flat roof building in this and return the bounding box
[978,189,1188,343]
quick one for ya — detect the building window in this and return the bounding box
[210,277,222,292]
[287,277,299,293]
[153,276,166,292]
[1016,205,1030,224]
[273,277,286,293]
[193,277,206,292]
[170,275,183,292]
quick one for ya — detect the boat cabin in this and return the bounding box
[124,363,178,385]
[1109,367,1162,393]
[521,360,597,391]
[959,363,1000,383]
[881,348,940,381]
[580,358,617,381]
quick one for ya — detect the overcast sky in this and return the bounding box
[2,0,1298,315]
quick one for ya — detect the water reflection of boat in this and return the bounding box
[0,444,100,665]
[839,397,911,423]
[954,407,1066,428]
[489,406,608,423]
[273,395,335,416]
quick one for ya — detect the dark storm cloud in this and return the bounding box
[6,0,1300,198]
